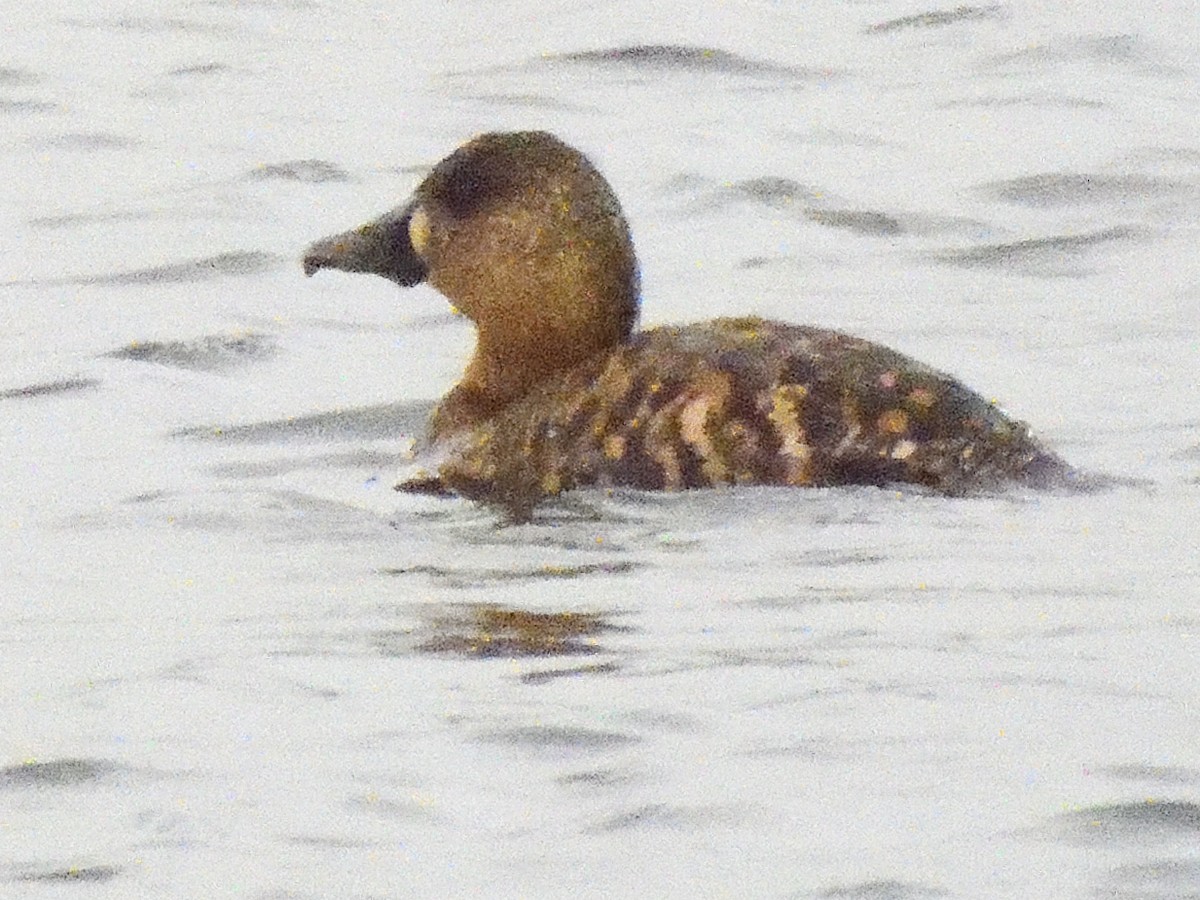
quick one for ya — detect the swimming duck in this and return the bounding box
[303,131,1071,518]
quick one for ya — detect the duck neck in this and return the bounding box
[472,318,616,403]
[429,313,623,441]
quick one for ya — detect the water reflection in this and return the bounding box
[392,603,630,660]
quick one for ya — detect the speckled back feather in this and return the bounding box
[429,317,1069,517]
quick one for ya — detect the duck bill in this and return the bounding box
[302,202,427,287]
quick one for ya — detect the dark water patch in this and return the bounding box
[550,45,827,80]
[520,662,620,685]
[1103,764,1200,786]
[409,604,629,659]
[175,400,432,443]
[0,65,41,85]
[805,208,904,236]
[248,159,350,183]
[481,725,638,752]
[1045,800,1200,842]
[169,62,230,76]
[0,98,56,113]
[0,757,119,788]
[867,5,1002,34]
[0,376,99,401]
[14,864,123,884]
[38,131,134,151]
[106,332,275,371]
[381,559,639,587]
[933,226,1138,274]
[812,881,949,899]
[1098,858,1200,900]
[209,448,401,479]
[983,173,1189,207]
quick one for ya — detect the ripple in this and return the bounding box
[37,131,134,151]
[1102,764,1200,786]
[106,332,275,371]
[208,448,402,479]
[174,400,432,443]
[718,175,820,207]
[381,559,639,586]
[64,15,234,35]
[96,250,281,284]
[168,62,230,76]
[27,210,151,229]
[813,882,949,899]
[462,92,595,113]
[14,865,123,884]
[550,44,830,80]
[867,5,1002,34]
[982,172,1190,207]
[805,208,904,236]
[589,801,740,833]
[1045,800,1200,843]
[0,65,41,86]
[933,226,1139,275]
[28,250,284,287]
[689,176,907,236]
[986,33,1183,76]
[1099,858,1200,900]
[0,98,56,113]
[520,662,621,685]
[0,757,120,788]
[481,724,638,751]
[248,159,350,183]
[0,376,99,401]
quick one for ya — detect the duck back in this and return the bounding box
[428,316,1071,515]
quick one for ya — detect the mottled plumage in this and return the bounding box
[304,131,1071,518]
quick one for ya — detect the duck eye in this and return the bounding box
[408,206,431,257]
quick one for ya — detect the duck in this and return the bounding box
[303,130,1073,519]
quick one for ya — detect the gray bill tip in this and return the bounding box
[302,235,341,277]
[302,251,324,277]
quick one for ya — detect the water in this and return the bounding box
[3,2,1198,897]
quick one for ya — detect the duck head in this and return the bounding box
[304,131,641,434]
